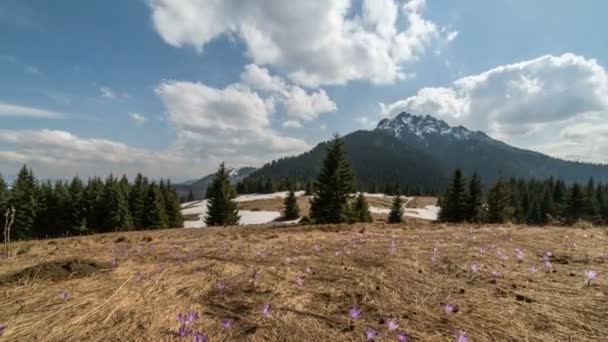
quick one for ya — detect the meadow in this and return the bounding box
[0,223,606,341]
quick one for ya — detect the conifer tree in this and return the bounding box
[102,176,133,231]
[283,189,300,220]
[163,180,183,228]
[205,163,240,226]
[565,183,586,222]
[310,135,355,224]
[143,183,169,229]
[9,165,38,239]
[438,169,467,222]
[540,188,555,224]
[84,177,105,233]
[0,173,8,215]
[465,172,482,222]
[68,176,87,234]
[186,190,195,202]
[352,193,373,223]
[486,178,514,223]
[129,173,148,228]
[388,193,404,224]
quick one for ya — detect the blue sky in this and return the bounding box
[1,0,608,180]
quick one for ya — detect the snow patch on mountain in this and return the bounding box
[376,112,487,141]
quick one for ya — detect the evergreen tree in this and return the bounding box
[143,183,169,229]
[304,182,313,196]
[283,189,300,220]
[129,173,148,229]
[84,177,105,233]
[9,165,38,239]
[186,190,195,202]
[565,183,586,222]
[486,178,514,223]
[438,169,467,222]
[0,173,8,216]
[540,188,555,224]
[205,163,240,226]
[352,193,373,223]
[465,172,482,222]
[67,176,87,234]
[309,135,355,224]
[388,194,404,224]
[102,176,133,231]
[163,180,183,228]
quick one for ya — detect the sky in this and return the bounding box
[1,0,608,181]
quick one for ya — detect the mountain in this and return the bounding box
[245,112,608,192]
[173,167,257,200]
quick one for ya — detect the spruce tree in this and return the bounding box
[163,180,183,228]
[309,135,355,224]
[438,169,467,222]
[102,176,133,231]
[283,189,300,220]
[565,183,586,222]
[465,172,482,222]
[486,178,514,223]
[84,177,105,233]
[143,183,169,229]
[186,190,195,202]
[129,173,148,229]
[388,194,404,224]
[0,173,8,216]
[205,163,240,226]
[68,176,87,234]
[540,188,555,224]
[9,165,38,239]
[352,193,373,223]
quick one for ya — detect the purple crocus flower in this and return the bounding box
[396,333,410,342]
[218,280,227,292]
[386,318,399,331]
[178,324,191,337]
[261,303,272,318]
[455,330,468,342]
[544,260,553,269]
[185,311,199,323]
[515,248,524,261]
[491,271,502,279]
[305,266,312,274]
[193,331,208,342]
[111,258,118,267]
[0,324,4,336]
[349,306,362,320]
[295,276,304,287]
[585,270,598,284]
[443,303,455,314]
[222,317,235,329]
[529,265,539,274]
[178,313,186,324]
[365,328,378,341]
[470,264,480,273]
[59,290,70,301]
[314,243,321,252]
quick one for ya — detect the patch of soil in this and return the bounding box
[0,258,110,285]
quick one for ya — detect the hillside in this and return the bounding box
[247,112,608,191]
[1,224,606,341]
[173,167,257,200]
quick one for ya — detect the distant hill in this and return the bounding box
[245,112,608,192]
[173,167,257,200]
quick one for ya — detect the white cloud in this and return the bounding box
[380,53,608,163]
[100,86,118,100]
[0,129,180,179]
[282,120,302,128]
[240,64,337,122]
[155,80,311,169]
[356,116,374,128]
[149,0,453,87]
[0,101,65,119]
[128,112,148,126]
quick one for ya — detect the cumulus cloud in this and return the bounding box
[128,112,148,126]
[0,101,65,119]
[0,129,180,179]
[380,53,608,162]
[155,80,311,169]
[149,0,453,87]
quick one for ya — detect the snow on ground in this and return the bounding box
[403,205,440,220]
[235,191,306,202]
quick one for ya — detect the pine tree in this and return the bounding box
[67,176,87,234]
[143,183,169,229]
[438,169,467,222]
[540,188,555,224]
[102,176,133,231]
[205,163,240,226]
[186,190,195,202]
[283,189,300,220]
[84,177,105,233]
[9,165,38,239]
[129,173,148,229]
[310,135,355,224]
[486,178,514,223]
[352,193,373,223]
[0,173,8,216]
[163,180,183,228]
[465,172,482,222]
[565,183,586,223]
[388,194,404,224]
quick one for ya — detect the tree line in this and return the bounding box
[204,135,410,226]
[0,166,183,240]
[439,169,608,224]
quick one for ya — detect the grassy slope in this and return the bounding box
[0,223,607,341]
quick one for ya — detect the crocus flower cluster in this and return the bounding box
[349,306,362,320]
[396,333,410,342]
[365,328,379,341]
[386,318,399,332]
[177,311,199,337]
[193,331,208,342]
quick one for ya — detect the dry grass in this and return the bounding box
[1,223,607,341]
[239,197,312,217]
